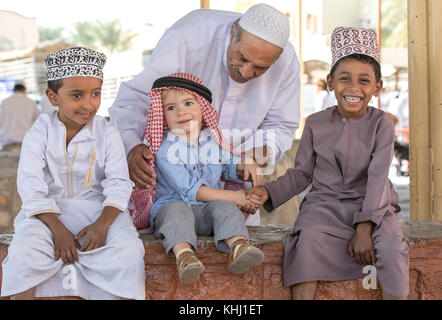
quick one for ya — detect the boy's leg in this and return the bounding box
[154,201,198,257]
[372,212,409,299]
[291,281,318,300]
[174,246,205,285]
[195,200,249,252]
[197,200,264,274]
[172,242,192,256]
[10,287,36,300]
[382,292,407,300]
[154,201,204,285]
[225,235,247,248]
[1,218,61,298]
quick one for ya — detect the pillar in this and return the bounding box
[408,0,442,220]
[200,0,210,9]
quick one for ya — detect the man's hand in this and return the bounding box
[127,144,156,190]
[237,160,264,187]
[347,222,377,266]
[243,146,269,167]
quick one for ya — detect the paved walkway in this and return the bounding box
[389,163,410,222]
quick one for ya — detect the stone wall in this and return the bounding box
[0,222,441,300]
[0,148,20,233]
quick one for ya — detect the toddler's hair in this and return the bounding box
[329,53,382,82]
[161,87,197,104]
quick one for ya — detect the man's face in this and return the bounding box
[226,25,282,83]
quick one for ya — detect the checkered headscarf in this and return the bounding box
[129,72,234,230]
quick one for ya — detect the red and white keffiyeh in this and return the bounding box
[129,72,236,230]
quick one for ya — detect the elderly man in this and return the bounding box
[110,4,301,226]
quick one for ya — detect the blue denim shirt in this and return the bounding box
[150,129,243,226]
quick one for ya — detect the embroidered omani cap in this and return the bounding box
[330,27,380,69]
[45,47,107,81]
[239,3,290,49]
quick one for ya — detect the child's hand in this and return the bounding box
[52,225,80,264]
[243,161,264,187]
[75,222,109,252]
[347,222,376,266]
[244,186,269,212]
[232,189,248,208]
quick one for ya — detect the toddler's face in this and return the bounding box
[47,76,102,129]
[162,89,202,140]
[327,58,382,118]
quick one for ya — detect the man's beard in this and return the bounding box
[230,64,256,82]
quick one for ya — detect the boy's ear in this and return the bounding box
[326,74,334,91]
[374,80,383,97]
[46,88,58,106]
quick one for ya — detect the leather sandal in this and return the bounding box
[176,251,205,285]
[227,239,264,274]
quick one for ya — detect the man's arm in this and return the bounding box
[253,45,301,162]
[109,27,190,189]
[109,29,189,156]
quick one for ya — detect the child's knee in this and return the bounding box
[212,199,238,210]
[298,228,324,244]
[158,201,194,220]
[375,236,409,270]
[210,200,241,219]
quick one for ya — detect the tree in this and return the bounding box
[69,19,138,53]
[95,20,138,53]
[39,26,65,42]
[70,21,99,50]
[381,0,407,48]
[0,37,13,51]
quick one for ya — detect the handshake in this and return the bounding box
[240,186,270,215]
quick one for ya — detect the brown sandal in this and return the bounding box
[227,239,264,274]
[176,251,205,285]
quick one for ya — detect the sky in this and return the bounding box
[0,0,298,30]
[1,0,201,32]
[0,0,299,50]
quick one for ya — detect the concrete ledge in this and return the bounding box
[0,222,441,300]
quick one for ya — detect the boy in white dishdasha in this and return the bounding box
[0,47,145,300]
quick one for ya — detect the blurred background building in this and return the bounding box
[2,0,442,223]
[0,0,408,121]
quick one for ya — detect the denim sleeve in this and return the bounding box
[155,150,203,203]
[221,151,243,183]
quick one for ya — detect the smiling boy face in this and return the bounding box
[327,58,383,118]
[46,76,102,130]
[162,89,202,141]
